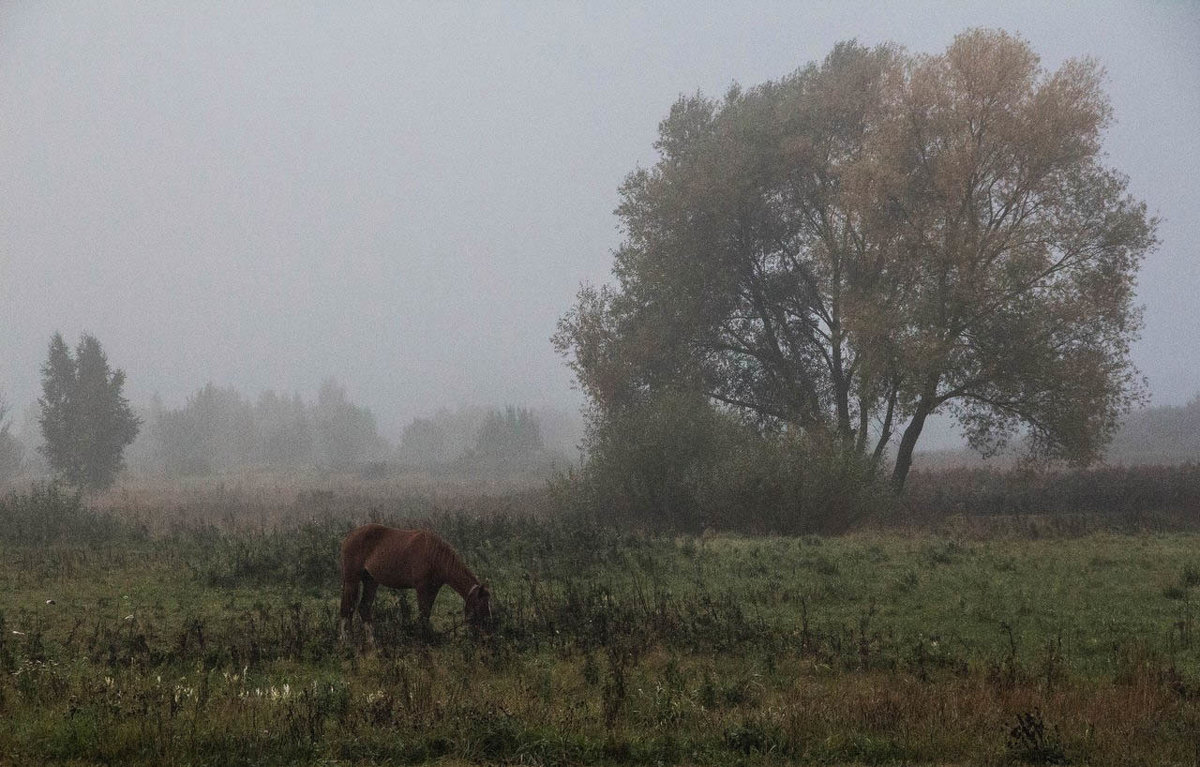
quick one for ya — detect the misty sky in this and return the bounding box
[2,2,1197,446]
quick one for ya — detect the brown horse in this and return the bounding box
[338,524,492,645]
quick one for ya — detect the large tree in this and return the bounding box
[39,332,141,490]
[556,30,1155,489]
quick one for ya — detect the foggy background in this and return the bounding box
[2,1,1197,451]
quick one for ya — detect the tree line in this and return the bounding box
[0,333,561,490]
[148,379,384,476]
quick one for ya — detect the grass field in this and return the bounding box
[2,484,1200,765]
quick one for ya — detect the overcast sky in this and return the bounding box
[1,1,1197,444]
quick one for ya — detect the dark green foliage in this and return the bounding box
[38,334,76,479]
[566,391,747,529]
[38,333,141,490]
[562,390,889,533]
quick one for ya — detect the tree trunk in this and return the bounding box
[890,404,930,490]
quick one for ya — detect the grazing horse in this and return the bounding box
[338,523,492,645]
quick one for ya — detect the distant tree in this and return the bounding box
[398,406,514,467]
[150,381,386,475]
[39,334,77,477]
[189,383,256,470]
[400,416,452,466]
[38,332,141,490]
[152,384,242,475]
[255,390,314,467]
[473,406,544,462]
[314,379,382,468]
[0,394,24,481]
[152,397,206,476]
[556,30,1156,492]
[1107,394,1200,464]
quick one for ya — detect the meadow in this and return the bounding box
[2,477,1200,766]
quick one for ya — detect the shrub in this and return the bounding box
[900,464,1200,530]
[561,391,891,533]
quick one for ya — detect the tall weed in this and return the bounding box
[0,483,143,545]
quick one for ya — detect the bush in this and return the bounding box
[900,463,1200,530]
[561,392,890,533]
[696,435,888,534]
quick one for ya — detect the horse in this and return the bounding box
[338,523,492,646]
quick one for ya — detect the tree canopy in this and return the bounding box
[556,30,1155,489]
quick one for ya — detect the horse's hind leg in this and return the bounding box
[339,572,361,642]
[358,574,379,649]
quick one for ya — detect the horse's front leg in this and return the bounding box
[339,573,362,643]
[358,577,379,650]
[416,582,440,639]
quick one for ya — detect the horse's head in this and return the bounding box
[465,583,493,630]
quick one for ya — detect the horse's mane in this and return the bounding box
[428,532,477,592]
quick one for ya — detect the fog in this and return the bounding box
[1,2,1197,448]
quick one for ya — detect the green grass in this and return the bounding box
[3,506,1200,765]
